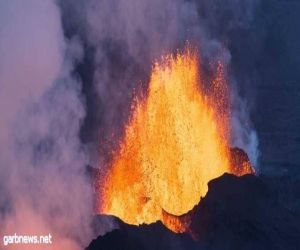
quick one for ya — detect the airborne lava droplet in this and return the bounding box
[98,46,253,232]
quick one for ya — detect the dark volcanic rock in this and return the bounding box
[87,220,198,250]
[189,174,300,250]
[86,174,300,250]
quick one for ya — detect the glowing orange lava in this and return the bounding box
[99,46,252,232]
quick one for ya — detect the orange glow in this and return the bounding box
[99,46,252,232]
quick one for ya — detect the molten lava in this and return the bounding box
[99,46,253,232]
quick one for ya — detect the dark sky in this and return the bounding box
[251,1,300,175]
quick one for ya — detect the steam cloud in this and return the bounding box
[0,0,260,249]
[0,0,93,249]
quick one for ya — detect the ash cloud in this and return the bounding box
[0,0,94,249]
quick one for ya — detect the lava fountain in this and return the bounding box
[98,46,253,232]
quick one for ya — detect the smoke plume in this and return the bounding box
[0,0,93,249]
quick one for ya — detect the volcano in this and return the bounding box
[96,46,253,232]
[86,46,300,250]
[87,173,300,250]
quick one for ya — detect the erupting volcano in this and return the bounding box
[98,46,253,233]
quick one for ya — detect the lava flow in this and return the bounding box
[98,46,253,233]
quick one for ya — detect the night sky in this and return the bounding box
[252,1,300,175]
